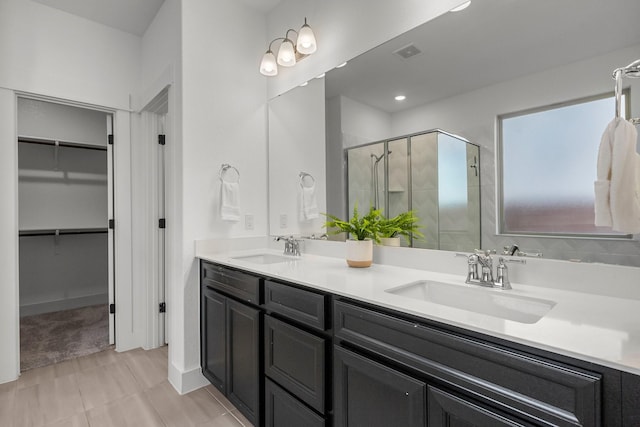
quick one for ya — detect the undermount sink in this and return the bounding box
[385,280,556,324]
[231,253,293,265]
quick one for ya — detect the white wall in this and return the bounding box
[173,0,268,393]
[340,96,392,146]
[0,0,142,383]
[269,78,326,236]
[265,0,463,98]
[390,45,640,265]
[0,0,140,110]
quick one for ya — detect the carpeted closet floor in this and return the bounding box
[20,304,111,371]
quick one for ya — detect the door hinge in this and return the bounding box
[159,218,166,229]
[109,303,115,314]
[158,134,166,145]
[159,302,166,313]
[108,219,115,229]
[108,134,114,145]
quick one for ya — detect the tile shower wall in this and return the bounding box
[411,133,439,249]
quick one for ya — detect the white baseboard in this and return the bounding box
[20,293,108,317]
[168,362,208,395]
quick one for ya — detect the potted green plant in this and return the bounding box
[324,204,382,267]
[378,210,424,246]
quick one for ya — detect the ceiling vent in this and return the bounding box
[393,43,422,60]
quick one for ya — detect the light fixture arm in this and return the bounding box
[285,28,298,42]
[267,37,286,52]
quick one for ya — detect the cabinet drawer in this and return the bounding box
[265,379,325,427]
[201,261,262,304]
[264,280,328,330]
[265,315,326,413]
[334,300,601,427]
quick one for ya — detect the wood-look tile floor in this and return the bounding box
[1,346,253,427]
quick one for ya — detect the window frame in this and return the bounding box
[496,89,633,239]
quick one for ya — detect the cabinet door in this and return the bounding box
[201,287,226,393]
[265,315,326,412]
[265,379,325,427]
[334,346,427,427]
[428,386,534,427]
[227,298,262,426]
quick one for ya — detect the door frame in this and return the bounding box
[9,91,139,376]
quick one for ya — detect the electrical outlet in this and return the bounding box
[280,214,287,229]
[244,214,254,230]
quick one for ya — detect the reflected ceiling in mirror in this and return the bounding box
[325,0,640,114]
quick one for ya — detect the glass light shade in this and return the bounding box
[277,39,296,67]
[296,23,317,55]
[260,50,278,76]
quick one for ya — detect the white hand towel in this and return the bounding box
[221,181,241,221]
[301,184,319,220]
[594,118,640,233]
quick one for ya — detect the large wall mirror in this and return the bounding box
[268,0,640,266]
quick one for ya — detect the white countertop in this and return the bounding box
[197,246,640,376]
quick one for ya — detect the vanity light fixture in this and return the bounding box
[260,18,317,77]
[450,1,471,12]
[395,95,407,101]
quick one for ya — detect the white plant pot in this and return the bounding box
[345,239,373,268]
[379,237,401,247]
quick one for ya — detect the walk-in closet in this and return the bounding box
[18,97,114,371]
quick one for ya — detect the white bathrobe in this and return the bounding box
[594,118,640,233]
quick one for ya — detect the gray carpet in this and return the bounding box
[20,304,111,372]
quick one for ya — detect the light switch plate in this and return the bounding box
[280,214,287,229]
[245,214,254,230]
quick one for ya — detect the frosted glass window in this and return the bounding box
[500,93,630,236]
[438,134,468,231]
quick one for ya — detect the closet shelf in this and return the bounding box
[19,227,108,237]
[18,136,108,151]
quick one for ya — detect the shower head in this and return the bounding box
[371,151,392,163]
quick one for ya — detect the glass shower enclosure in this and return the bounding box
[346,129,481,251]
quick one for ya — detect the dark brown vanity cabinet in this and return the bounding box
[263,279,330,427]
[201,262,263,426]
[201,261,640,427]
[333,299,604,427]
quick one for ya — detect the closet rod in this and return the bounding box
[19,228,108,237]
[18,136,108,152]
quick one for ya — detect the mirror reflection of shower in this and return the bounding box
[347,129,481,251]
[371,151,391,209]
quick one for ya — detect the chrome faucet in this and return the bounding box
[457,250,525,290]
[275,235,302,256]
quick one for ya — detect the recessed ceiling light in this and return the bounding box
[395,95,406,101]
[300,81,309,87]
[316,73,326,79]
[336,61,348,68]
[450,1,471,12]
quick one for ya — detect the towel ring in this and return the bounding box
[611,59,640,123]
[219,163,240,183]
[299,172,315,188]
